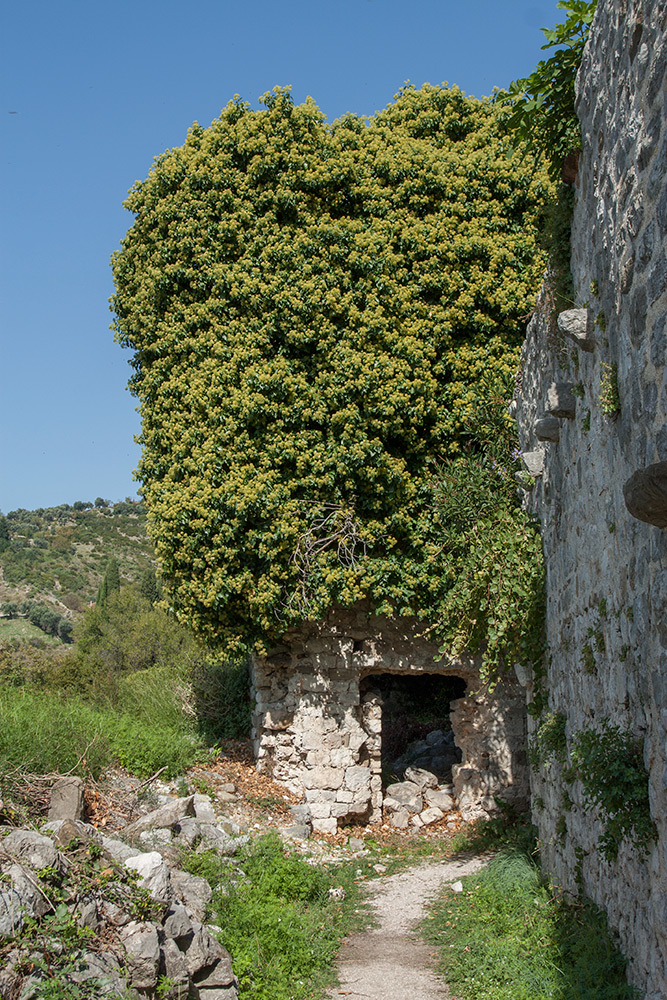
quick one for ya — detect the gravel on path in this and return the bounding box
[327,856,485,1000]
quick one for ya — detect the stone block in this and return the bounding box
[387,807,410,829]
[535,416,560,442]
[424,789,455,811]
[262,710,294,731]
[309,801,333,819]
[183,923,231,980]
[120,921,160,990]
[124,852,172,905]
[404,767,438,789]
[305,789,337,802]
[305,766,344,790]
[48,776,85,822]
[546,382,576,418]
[124,797,195,839]
[311,817,338,835]
[344,765,371,792]
[3,831,62,874]
[521,450,545,476]
[623,462,667,528]
[557,308,595,351]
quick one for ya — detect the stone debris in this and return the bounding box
[0,780,240,1000]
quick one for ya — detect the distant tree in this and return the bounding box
[138,567,161,606]
[0,515,10,552]
[76,586,201,675]
[73,500,93,511]
[94,497,109,509]
[58,618,74,643]
[97,557,121,606]
[0,601,18,618]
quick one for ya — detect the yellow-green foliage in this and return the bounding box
[112,85,549,652]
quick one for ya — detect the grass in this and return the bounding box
[0,617,62,646]
[181,832,370,1000]
[422,845,639,1000]
[0,676,208,784]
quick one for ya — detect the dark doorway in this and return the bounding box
[361,673,466,787]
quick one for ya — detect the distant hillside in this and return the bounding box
[0,500,155,623]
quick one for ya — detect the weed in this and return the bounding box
[582,409,591,431]
[599,363,620,416]
[569,722,655,861]
[590,279,599,296]
[528,711,567,770]
[181,833,367,1000]
[581,643,596,675]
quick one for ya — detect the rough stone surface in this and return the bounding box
[0,889,25,937]
[516,3,667,994]
[48,776,85,821]
[403,767,438,789]
[124,851,172,905]
[251,604,528,830]
[535,416,561,442]
[520,449,545,476]
[120,920,161,990]
[124,796,195,838]
[623,461,667,527]
[557,308,596,350]
[546,382,577,419]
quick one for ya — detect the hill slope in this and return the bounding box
[0,500,154,621]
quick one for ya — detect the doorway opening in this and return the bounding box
[361,673,467,789]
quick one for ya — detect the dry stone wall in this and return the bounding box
[516,1,667,995]
[251,604,528,834]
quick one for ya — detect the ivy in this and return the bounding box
[112,85,550,660]
[528,711,567,770]
[504,1,598,181]
[568,722,656,861]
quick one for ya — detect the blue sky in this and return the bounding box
[1,0,562,513]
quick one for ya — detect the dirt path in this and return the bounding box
[327,856,485,1000]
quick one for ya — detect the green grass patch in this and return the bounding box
[0,680,206,785]
[182,832,369,1000]
[0,617,62,646]
[422,849,639,1000]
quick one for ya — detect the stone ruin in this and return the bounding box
[250,603,529,834]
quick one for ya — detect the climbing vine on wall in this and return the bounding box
[567,723,655,862]
[112,84,550,662]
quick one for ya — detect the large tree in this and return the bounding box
[112,85,549,652]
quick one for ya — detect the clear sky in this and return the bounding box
[1,0,562,514]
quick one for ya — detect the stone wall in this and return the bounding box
[251,604,528,834]
[515,1,667,995]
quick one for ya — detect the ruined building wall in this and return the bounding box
[251,604,528,834]
[515,1,667,995]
